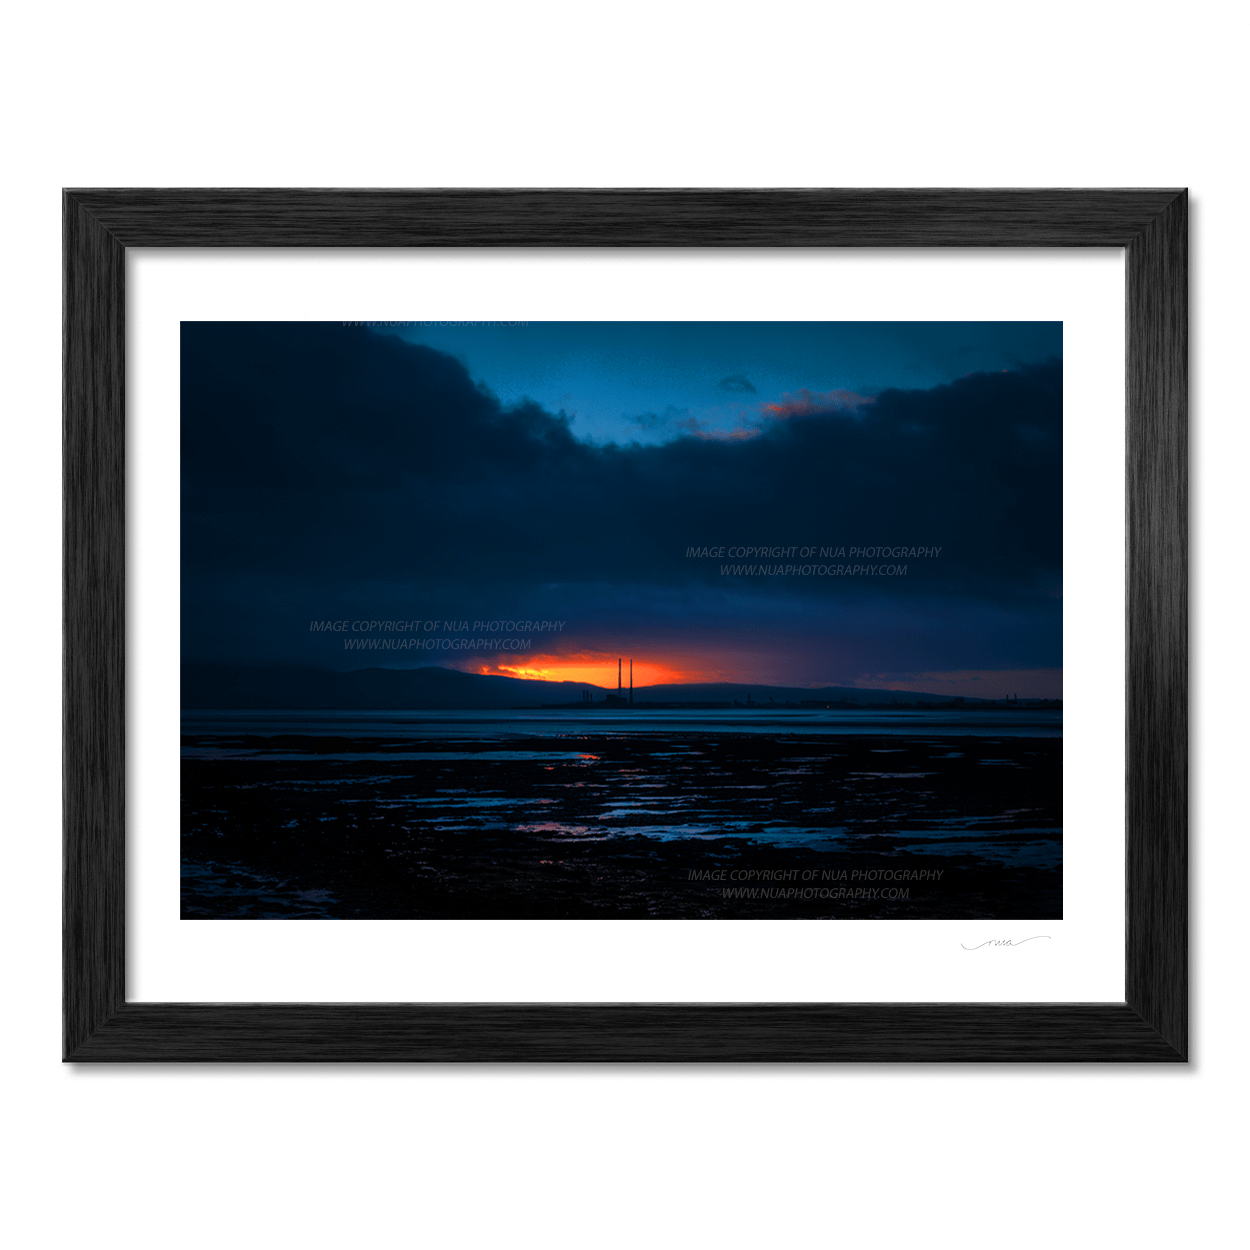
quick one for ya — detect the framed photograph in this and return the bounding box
[64,188,1186,1061]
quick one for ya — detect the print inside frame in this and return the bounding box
[177,318,1064,921]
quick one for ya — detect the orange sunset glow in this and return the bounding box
[468,651,710,687]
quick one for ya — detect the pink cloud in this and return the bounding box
[672,387,875,441]
[761,388,875,420]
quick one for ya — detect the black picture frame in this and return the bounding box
[63,188,1187,1062]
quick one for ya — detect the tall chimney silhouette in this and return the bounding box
[618,658,621,694]
[630,659,633,705]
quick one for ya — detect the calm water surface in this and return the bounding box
[183,705,1061,747]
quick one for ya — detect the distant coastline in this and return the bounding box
[182,663,1061,712]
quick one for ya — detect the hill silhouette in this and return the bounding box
[181,664,990,710]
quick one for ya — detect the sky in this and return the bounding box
[386,320,1061,446]
[181,321,1063,697]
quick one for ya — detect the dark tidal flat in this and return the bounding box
[181,731,1061,920]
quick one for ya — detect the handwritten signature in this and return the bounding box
[961,936,1051,950]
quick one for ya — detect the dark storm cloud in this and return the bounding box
[717,374,758,395]
[182,323,1061,659]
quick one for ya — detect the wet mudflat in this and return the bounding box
[181,732,1061,920]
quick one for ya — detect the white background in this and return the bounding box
[129,249,1124,1005]
[2,4,1245,1249]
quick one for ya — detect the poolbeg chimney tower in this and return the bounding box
[618,658,622,693]
[630,659,633,705]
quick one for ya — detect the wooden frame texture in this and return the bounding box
[63,188,1187,1061]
